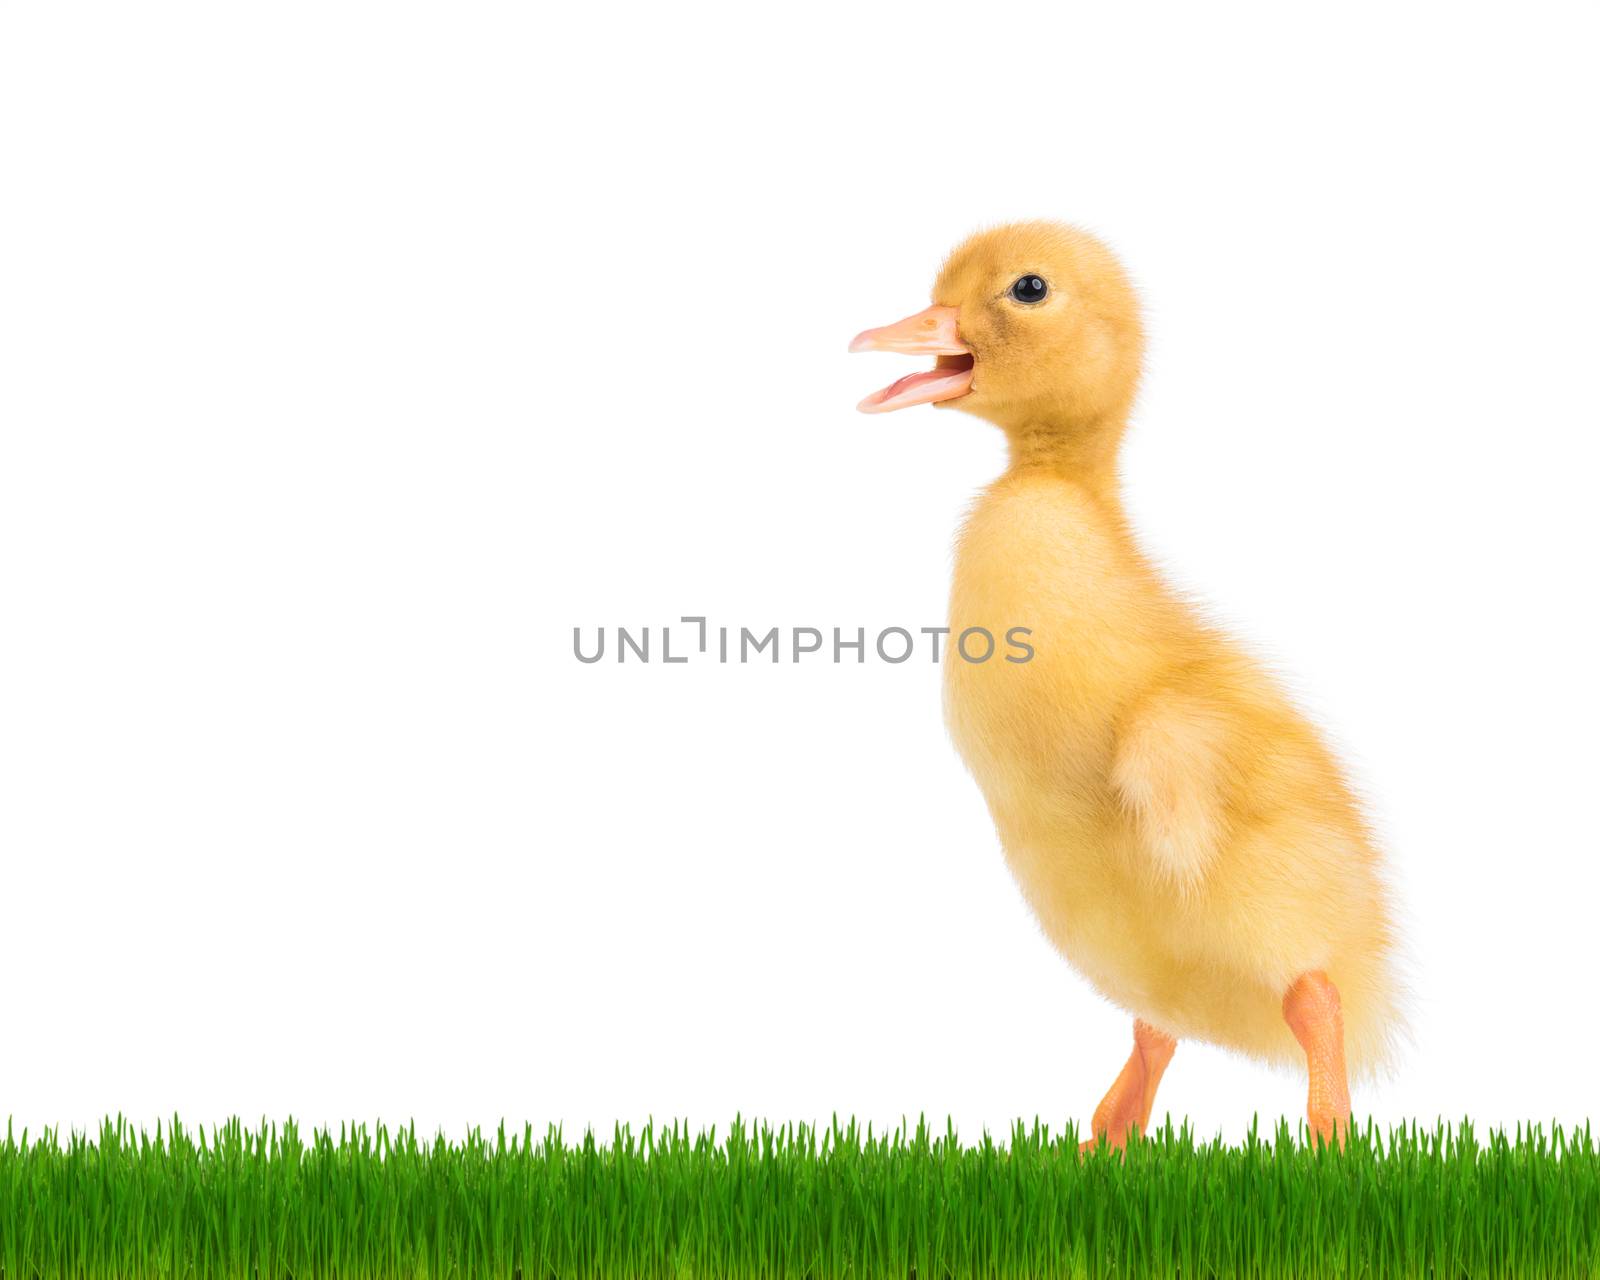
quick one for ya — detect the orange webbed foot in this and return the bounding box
[1283,970,1352,1148]
[1078,1019,1176,1153]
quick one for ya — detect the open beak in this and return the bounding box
[848,304,974,414]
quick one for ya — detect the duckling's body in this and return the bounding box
[852,221,1403,1144]
[947,470,1398,1076]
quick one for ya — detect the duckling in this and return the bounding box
[850,222,1403,1147]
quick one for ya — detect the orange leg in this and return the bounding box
[1282,970,1351,1147]
[1079,1019,1177,1151]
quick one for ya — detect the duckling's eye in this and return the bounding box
[1010,274,1048,304]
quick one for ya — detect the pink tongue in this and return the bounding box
[857,365,975,414]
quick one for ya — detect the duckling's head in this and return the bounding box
[851,221,1143,457]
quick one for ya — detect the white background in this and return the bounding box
[3,2,1597,1146]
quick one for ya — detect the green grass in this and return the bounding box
[1,1116,1596,1279]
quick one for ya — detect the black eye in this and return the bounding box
[1010,274,1048,304]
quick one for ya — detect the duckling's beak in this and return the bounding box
[849,305,974,414]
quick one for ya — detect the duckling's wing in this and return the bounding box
[1110,688,1233,895]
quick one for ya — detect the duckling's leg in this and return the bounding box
[1078,1019,1176,1151]
[1282,971,1351,1147]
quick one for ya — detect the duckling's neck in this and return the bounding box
[1003,412,1127,501]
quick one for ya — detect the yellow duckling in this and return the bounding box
[851,221,1404,1146]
